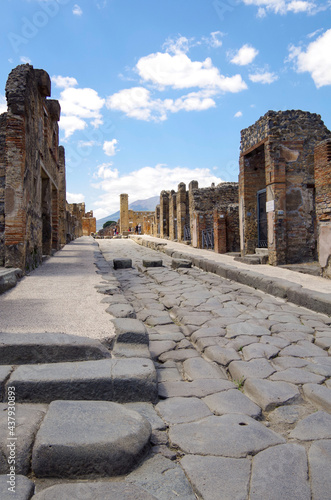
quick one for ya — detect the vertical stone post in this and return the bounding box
[58,146,66,247]
[169,191,177,240]
[177,183,187,242]
[160,190,170,238]
[214,209,227,253]
[120,193,129,234]
[51,186,59,250]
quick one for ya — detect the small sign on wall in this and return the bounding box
[266,200,275,213]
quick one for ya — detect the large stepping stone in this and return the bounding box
[111,318,149,345]
[244,378,301,411]
[105,303,136,318]
[7,358,157,403]
[32,482,157,499]
[113,258,132,269]
[250,444,310,500]
[0,474,34,500]
[32,401,151,478]
[143,259,163,267]
[0,404,47,475]
[169,414,285,457]
[0,333,111,364]
[309,440,331,500]
[180,455,251,500]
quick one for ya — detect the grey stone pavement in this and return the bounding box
[0,235,331,499]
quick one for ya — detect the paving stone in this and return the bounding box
[0,366,13,399]
[111,342,151,359]
[126,454,196,499]
[191,326,226,342]
[177,339,192,349]
[180,455,251,500]
[302,383,331,412]
[260,335,290,348]
[0,404,47,475]
[226,323,270,338]
[242,343,279,361]
[290,411,331,440]
[149,331,184,342]
[145,315,173,327]
[100,294,129,304]
[156,396,212,424]
[97,285,120,295]
[111,318,149,344]
[180,315,211,326]
[230,336,260,350]
[32,482,157,500]
[204,345,241,366]
[157,367,182,382]
[250,444,310,500]
[113,258,132,269]
[32,400,151,478]
[8,358,157,403]
[183,357,227,380]
[280,341,328,358]
[0,333,111,365]
[271,323,314,335]
[229,359,275,381]
[315,336,331,349]
[0,474,34,500]
[125,402,166,431]
[158,379,236,398]
[308,440,331,500]
[171,258,192,269]
[268,405,308,425]
[271,357,309,371]
[244,378,301,411]
[203,389,262,418]
[149,340,176,359]
[269,368,325,385]
[158,349,200,362]
[105,303,136,318]
[169,414,285,457]
[153,325,183,336]
[143,259,163,267]
[268,313,301,324]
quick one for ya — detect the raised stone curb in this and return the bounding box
[0,333,111,365]
[32,400,151,478]
[0,268,22,295]
[111,318,149,345]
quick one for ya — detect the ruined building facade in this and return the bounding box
[0,64,90,272]
[239,110,331,268]
[119,194,155,234]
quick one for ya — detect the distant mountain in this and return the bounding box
[96,195,159,230]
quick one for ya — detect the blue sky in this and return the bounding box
[1,0,331,219]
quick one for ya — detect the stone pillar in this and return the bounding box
[169,191,177,240]
[120,193,129,233]
[214,209,227,253]
[58,146,66,248]
[176,183,187,242]
[51,186,59,250]
[160,190,170,238]
[42,177,52,256]
[315,138,331,278]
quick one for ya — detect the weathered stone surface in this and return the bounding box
[105,303,136,318]
[0,474,34,500]
[268,405,307,425]
[203,389,262,418]
[271,323,314,335]
[204,345,241,366]
[242,343,279,360]
[169,414,285,457]
[158,349,199,362]
[113,258,132,269]
[143,259,163,267]
[250,444,310,500]
[157,367,182,382]
[156,397,212,424]
[302,383,331,412]
[268,313,301,324]
[126,454,196,499]
[149,340,176,359]
[183,357,227,380]
[309,440,331,500]
[0,269,22,294]
[229,359,275,381]
[180,455,251,500]
[0,333,111,365]
[269,368,325,385]
[32,401,151,478]
[289,411,331,440]
[280,341,328,358]
[244,378,301,411]
[271,357,309,371]
[0,366,12,399]
[111,318,149,345]
[32,482,158,500]
[111,342,151,359]
[171,258,192,269]
[145,315,173,326]
[158,379,235,398]
[125,402,166,431]
[0,404,47,475]
[7,358,157,403]
[226,323,270,338]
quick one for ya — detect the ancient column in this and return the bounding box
[120,193,129,233]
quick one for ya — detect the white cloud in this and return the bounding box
[288,29,331,88]
[92,164,224,219]
[234,111,243,118]
[52,75,78,89]
[163,36,192,55]
[230,44,259,66]
[107,87,217,122]
[57,85,105,138]
[0,95,7,114]
[203,31,224,48]
[241,0,327,15]
[73,4,83,16]
[249,71,278,83]
[93,163,118,180]
[20,56,31,64]
[66,192,85,203]
[103,139,118,156]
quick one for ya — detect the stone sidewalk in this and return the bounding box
[0,236,330,499]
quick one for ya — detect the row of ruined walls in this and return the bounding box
[0,64,95,272]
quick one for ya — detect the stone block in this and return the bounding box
[203,389,262,419]
[302,383,331,412]
[244,378,301,411]
[289,411,331,440]
[171,258,192,269]
[309,440,331,500]
[142,259,163,267]
[0,475,34,500]
[156,397,212,424]
[111,318,148,345]
[113,258,132,269]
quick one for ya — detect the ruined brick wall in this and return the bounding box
[82,216,96,236]
[127,210,155,233]
[0,114,6,266]
[67,203,84,238]
[314,138,331,278]
[240,110,331,265]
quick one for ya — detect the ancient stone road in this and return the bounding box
[99,238,331,500]
[0,236,331,499]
